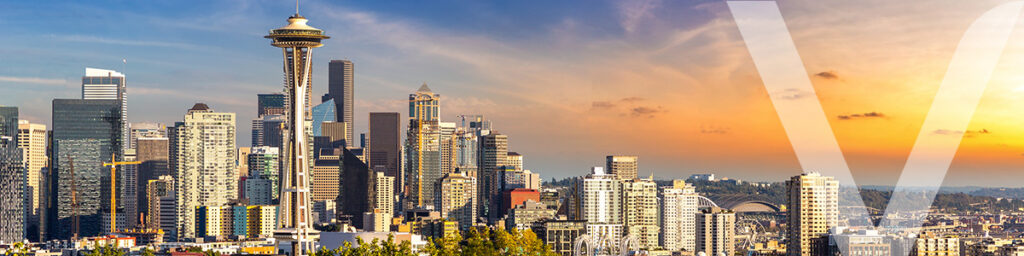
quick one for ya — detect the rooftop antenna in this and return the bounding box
[295,0,300,15]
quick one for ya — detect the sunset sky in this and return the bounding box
[2,0,1024,186]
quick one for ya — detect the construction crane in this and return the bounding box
[67,155,80,240]
[103,154,140,234]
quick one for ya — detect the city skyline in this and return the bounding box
[3,1,1024,186]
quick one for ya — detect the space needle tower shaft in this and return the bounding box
[264,6,329,256]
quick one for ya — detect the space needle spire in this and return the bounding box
[264,2,328,255]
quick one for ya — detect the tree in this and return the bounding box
[7,242,28,256]
[84,243,126,256]
[141,247,156,256]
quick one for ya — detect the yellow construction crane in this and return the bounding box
[103,154,140,234]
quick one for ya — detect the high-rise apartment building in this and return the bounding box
[170,103,237,239]
[50,99,122,239]
[621,178,660,249]
[660,181,698,251]
[696,207,736,256]
[581,167,623,249]
[438,171,476,231]
[506,152,523,170]
[478,133,508,220]
[373,171,395,216]
[368,112,400,190]
[328,60,354,146]
[605,155,638,180]
[405,84,442,210]
[146,175,175,241]
[439,122,457,176]
[17,120,46,240]
[82,68,128,153]
[786,172,839,256]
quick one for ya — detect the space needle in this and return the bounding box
[265,2,328,255]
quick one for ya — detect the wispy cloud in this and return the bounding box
[54,35,204,50]
[838,112,885,120]
[0,76,67,85]
[617,0,663,33]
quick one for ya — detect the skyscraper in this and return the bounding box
[438,171,476,231]
[506,152,523,170]
[405,84,442,210]
[696,207,736,256]
[82,68,128,153]
[248,146,280,203]
[621,178,660,249]
[17,120,46,241]
[310,150,340,202]
[328,60,354,146]
[660,181,697,252]
[311,99,336,138]
[337,148,372,230]
[0,140,25,244]
[786,172,839,256]
[266,12,329,255]
[0,107,25,243]
[368,112,400,191]
[439,122,457,176]
[257,93,286,117]
[128,123,166,149]
[373,172,395,216]
[136,136,168,224]
[146,175,175,241]
[606,155,638,180]
[478,133,508,220]
[170,103,237,239]
[50,99,122,239]
[581,167,622,249]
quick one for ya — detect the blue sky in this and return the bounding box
[3,0,1024,185]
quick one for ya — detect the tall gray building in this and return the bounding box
[49,99,122,239]
[328,60,354,146]
[0,107,25,243]
[368,112,400,191]
[478,133,507,220]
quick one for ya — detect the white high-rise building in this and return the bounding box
[581,167,623,248]
[82,68,128,152]
[17,120,46,238]
[170,103,237,239]
[786,172,839,256]
[660,181,698,252]
[373,172,395,216]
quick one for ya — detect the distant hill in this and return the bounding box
[544,177,1024,213]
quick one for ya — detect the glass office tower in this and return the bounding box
[49,99,121,239]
